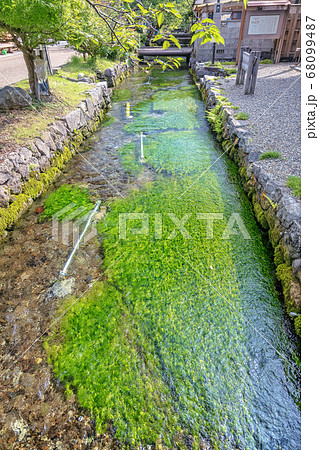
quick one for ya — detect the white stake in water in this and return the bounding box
[140,132,145,162]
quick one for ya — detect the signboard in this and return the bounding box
[248,15,280,36]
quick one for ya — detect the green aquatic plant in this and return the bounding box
[101,115,118,127]
[40,184,94,222]
[124,88,200,134]
[112,88,132,102]
[48,69,301,447]
[118,142,143,176]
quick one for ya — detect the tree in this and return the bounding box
[64,1,112,61]
[0,0,227,96]
[82,0,224,70]
[0,0,64,96]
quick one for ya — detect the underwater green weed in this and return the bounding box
[39,184,94,222]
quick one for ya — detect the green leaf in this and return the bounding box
[191,23,202,33]
[202,18,215,24]
[137,3,148,15]
[163,40,170,50]
[201,36,212,45]
[153,34,163,42]
[190,31,205,45]
[169,34,181,49]
[157,11,164,28]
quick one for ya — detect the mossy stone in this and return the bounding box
[253,200,269,230]
[294,315,301,336]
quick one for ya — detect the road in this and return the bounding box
[0,45,76,88]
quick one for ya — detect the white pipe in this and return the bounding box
[59,200,101,279]
[140,132,145,160]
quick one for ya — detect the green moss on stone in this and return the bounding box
[294,315,301,336]
[253,200,268,230]
[239,165,249,181]
[276,263,293,310]
[0,194,30,235]
[274,244,285,267]
[269,225,281,248]
[22,178,44,199]
[41,167,61,187]
[51,146,73,169]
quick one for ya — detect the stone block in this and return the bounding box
[0,186,10,207]
[0,161,14,185]
[6,173,22,194]
[63,109,87,133]
[34,138,51,159]
[0,86,32,111]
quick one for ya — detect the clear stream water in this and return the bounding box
[51,70,300,449]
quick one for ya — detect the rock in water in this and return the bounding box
[43,278,75,302]
[0,86,32,111]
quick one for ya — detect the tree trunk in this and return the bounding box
[21,49,37,96]
[10,33,38,98]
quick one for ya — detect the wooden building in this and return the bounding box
[192,0,301,63]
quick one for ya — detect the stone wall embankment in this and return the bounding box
[0,63,130,238]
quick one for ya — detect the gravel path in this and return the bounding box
[219,63,301,186]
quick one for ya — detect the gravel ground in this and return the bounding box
[219,63,301,186]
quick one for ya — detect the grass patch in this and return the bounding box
[259,151,281,160]
[39,184,95,222]
[218,61,236,65]
[213,61,237,76]
[260,59,273,64]
[57,55,119,78]
[286,176,301,197]
[235,112,249,120]
[7,77,91,145]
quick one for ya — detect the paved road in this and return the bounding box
[0,45,76,88]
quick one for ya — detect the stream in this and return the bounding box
[0,69,300,449]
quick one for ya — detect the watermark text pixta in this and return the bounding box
[119,213,251,240]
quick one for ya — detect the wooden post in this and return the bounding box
[43,45,53,76]
[236,5,246,65]
[250,51,260,94]
[275,8,289,63]
[244,52,254,94]
[34,71,41,101]
[236,47,244,84]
